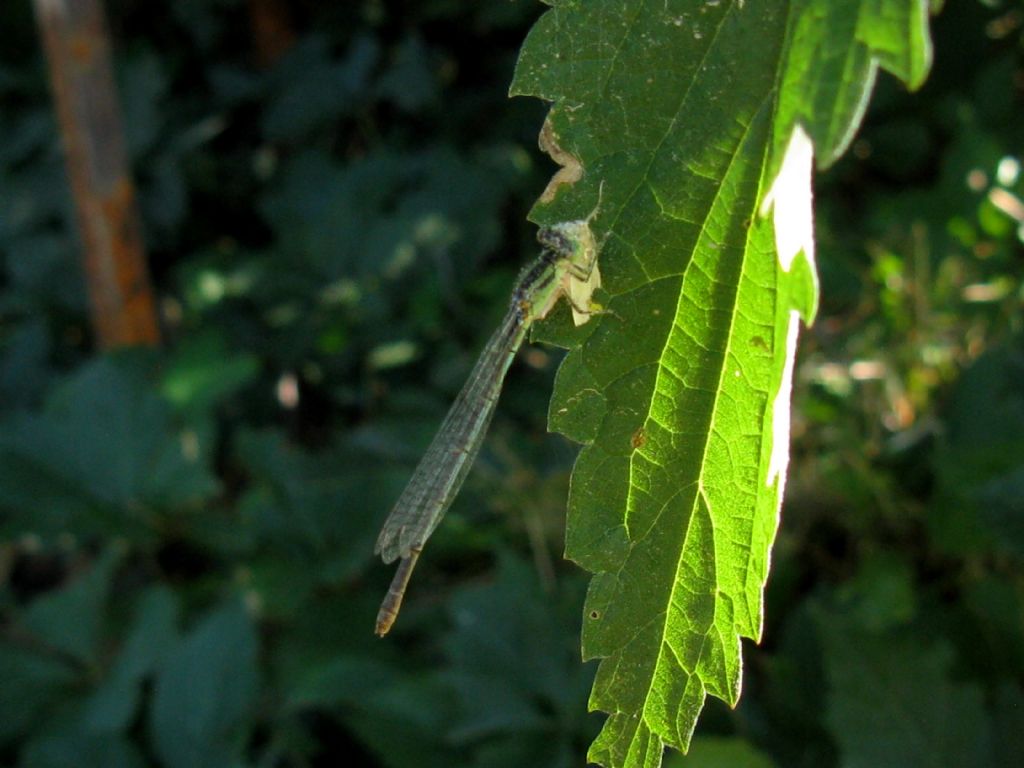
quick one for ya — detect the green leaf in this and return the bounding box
[24,548,122,664]
[663,736,776,768]
[233,428,388,582]
[1,233,85,314]
[20,731,147,768]
[820,621,992,768]
[0,643,78,748]
[0,319,51,410]
[439,555,595,763]
[832,554,916,633]
[0,358,218,538]
[261,35,378,141]
[931,342,1024,556]
[992,684,1024,768]
[774,0,933,169]
[160,331,259,416]
[284,656,398,711]
[377,35,438,112]
[962,576,1024,680]
[149,599,258,768]
[341,674,464,768]
[511,1,934,765]
[83,586,180,731]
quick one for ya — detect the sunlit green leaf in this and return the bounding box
[511,1,933,764]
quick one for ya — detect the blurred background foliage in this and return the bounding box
[0,1,1021,766]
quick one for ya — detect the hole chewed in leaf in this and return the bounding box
[538,116,583,203]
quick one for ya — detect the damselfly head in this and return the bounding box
[534,180,604,268]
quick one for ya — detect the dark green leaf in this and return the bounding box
[0,358,218,537]
[342,674,464,768]
[233,429,385,579]
[820,620,992,768]
[20,731,146,768]
[992,684,1024,768]
[931,342,1024,555]
[0,644,78,748]
[160,331,260,415]
[261,35,379,141]
[284,656,398,711]
[664,736,776,768]
[377,35,438,112]
[24,549,121,664]
[150,599,258,768]
[83,586,180,731]
[440,555,593,749]
[0,319,51,410]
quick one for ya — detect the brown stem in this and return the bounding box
[248,0,296,67]
[33,0,161,349]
